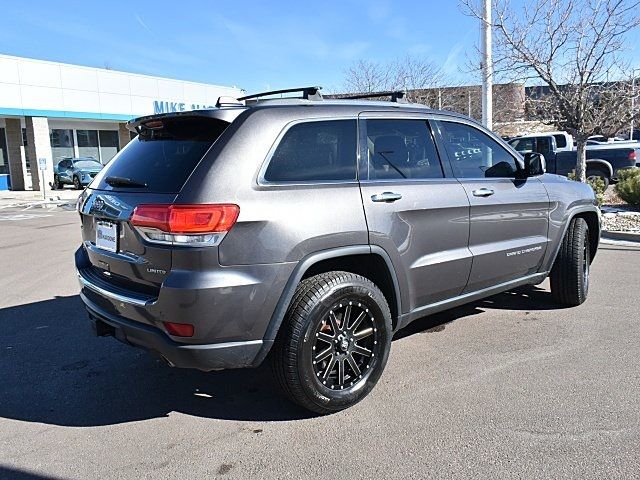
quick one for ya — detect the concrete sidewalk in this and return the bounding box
[0,188,80,208]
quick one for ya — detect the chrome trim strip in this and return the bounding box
[177,339,263,352]
[77,269,153,307]
[83,241,148,264]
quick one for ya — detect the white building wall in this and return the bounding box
[0,54,244,119]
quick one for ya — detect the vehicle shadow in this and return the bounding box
[394,284,561,340]
[0,465,65,480]
[0,285,561,427]
[0,295,313,427]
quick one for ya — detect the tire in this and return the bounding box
[73,176,82,190]
[586,169,610,189]
[550,217,591,306]
[271,271,392,414]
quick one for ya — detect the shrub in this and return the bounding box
[567,171,606,206]
[616,168,640,206]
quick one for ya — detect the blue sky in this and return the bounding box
[1,0,639,93]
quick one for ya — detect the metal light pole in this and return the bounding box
[631,72,637,141]
[481,0,493,130]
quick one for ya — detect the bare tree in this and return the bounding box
[462,0,640,182]
[343,59,392,94]
[388,55,444,102]
[343,55,444,102]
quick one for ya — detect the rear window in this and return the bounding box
[92,116,229,193]
[263,120,357,182]
[553,134,567,148]
[74,159,101,168]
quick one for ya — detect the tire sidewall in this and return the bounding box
[297,281,392,411]
[580,222,590,298]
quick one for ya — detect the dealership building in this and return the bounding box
[0,54,243,191]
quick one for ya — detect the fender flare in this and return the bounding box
[545,205,601,272]
[585,159,613,178]
[251,244,403,366]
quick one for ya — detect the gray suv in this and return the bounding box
[75,87,600,413]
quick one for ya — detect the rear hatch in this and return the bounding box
[78,113,234,297]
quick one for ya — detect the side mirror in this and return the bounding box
[523,152,546,177]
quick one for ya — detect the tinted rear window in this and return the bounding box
[92,116,229,193]
[264,120,357,182]
[553,134,567,148]
[74,160,102,168]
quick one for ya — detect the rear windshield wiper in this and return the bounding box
[105,176,148,188]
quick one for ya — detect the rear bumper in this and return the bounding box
[75,244,294,371]
[82,293,264,371]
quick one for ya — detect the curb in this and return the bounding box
[602,230,640,243]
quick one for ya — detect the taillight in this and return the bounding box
[131,204,239,246]
[629,150,637,162]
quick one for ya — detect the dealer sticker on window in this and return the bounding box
[96,221,118,253]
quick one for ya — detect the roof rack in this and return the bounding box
[238,86,323,102]
[339,91,408,103]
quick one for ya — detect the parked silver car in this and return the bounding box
[53,157,103,189]
[75,87,600,413]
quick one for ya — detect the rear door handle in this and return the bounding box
[472,188,495,197]
[371,192,402,203]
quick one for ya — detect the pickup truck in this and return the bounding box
[508,135,639,187]
[510,131,574,152]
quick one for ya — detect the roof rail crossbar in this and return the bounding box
[340,91,408,103]
[238,86,323,102]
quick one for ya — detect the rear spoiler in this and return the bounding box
[126,107,246,133]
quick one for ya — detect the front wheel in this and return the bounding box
[73,176,82,190]
[550,217,590,306]
[271,271,392,414]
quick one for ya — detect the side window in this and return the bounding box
[365,119,443,180]
[553,134,567,148]
[537,137,553,155]
[509,138,534,153]
[264,120,357,182]
[438,121,519,179]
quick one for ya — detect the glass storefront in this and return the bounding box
[21,128,30,170]
[0,128,8,175]
[98,130,119,164]
[77,129,99,160]
[50,129,74,164]
[76,129,120,164]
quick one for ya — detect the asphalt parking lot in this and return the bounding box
[1,206,639,480]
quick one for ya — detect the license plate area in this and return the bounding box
[95,221,119,253]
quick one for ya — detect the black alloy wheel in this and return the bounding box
[272,271,392,414]
[311,300,380,390]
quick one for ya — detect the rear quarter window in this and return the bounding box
[553,134,567,148]
[91,116,229,193]
[263,120,357,182]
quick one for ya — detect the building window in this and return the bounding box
[77,130,99,161]
[0,128,8,175]
[98,130,119,164]
[50,129,75,165]
[22,128,30,170]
